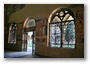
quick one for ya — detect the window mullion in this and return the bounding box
[55,24,56,46]
[60,22,62,48]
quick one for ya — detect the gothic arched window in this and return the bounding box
[8,23,17,44]
[48,8,76,48]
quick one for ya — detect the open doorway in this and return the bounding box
[23,17,36,54]
[27,31,35,54]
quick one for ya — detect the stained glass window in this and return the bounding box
[49,8,76,48]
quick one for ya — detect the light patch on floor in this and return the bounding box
[4,52,30,58]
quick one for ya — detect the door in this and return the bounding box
[32,31,35,54]
[22,32,27,51]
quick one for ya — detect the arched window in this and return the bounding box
[23,17,36,29]
[48,8,76,48]
[8,23,17,44]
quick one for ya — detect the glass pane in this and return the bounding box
[67,16,74,20]
[64,21,75,45]
[56,34,61,43]
[26,19,35,28]
[55,13,58,15]
[50,23,61,48]
[65,10,68,13]
[59,11,64,16]
[52,16,61,22]
[50,24,55,43]
[63,45,75,48]
[62,14,70,21]
[51,43,60,47]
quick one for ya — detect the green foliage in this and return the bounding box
[28,43,32,47]
[65,21,75,43]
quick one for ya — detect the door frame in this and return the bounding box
[22,29,35,54]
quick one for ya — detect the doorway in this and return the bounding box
[23,17,36,55]
[27,31,35,54]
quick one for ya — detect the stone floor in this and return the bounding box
[4,47,40,58]
[20,54,40,58]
